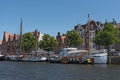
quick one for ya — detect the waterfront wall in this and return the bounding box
[111,56,120,64]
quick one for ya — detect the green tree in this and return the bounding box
[93,23,120,63]
[39,34,58,54]
[22,32,37,52]
[66,30,83,47]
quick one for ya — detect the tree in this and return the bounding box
[66,30,83,47]
[39,34,58,54]
[93,23,120,63]
[93,31,114,52]
[22,32,37,52]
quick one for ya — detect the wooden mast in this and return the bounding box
[88,14,90,55]
[88,26,90,55]
[20,18,22,54]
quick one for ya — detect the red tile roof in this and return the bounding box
[0,40,2,45]
[5,32,14,41]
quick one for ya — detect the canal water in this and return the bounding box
[0,61,120,80]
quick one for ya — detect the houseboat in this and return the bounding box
[60,48,89,64]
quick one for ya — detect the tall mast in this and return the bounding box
[88,26,90,55]
[20,18,22,54]
[87,13,90,55]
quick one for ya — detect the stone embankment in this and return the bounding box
[111,56,120,64]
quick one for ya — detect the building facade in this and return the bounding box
[1,29,42,55]
[114,23,120,51]
[1,32,19,55]
[55,32,67,54]
[75,20,120,53]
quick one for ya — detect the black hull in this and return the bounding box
[48,60,61,63]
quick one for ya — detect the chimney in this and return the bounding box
[58,32,60,36]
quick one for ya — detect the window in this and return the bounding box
[91,32,95,37]
[91,25,94,30]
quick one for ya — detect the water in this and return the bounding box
[0,61,120,80]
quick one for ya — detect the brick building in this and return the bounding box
[0,40,2,54]
[1,29,41,55]
[1,32,20,55]
[55,32,67,54]
[114,23,120,51]
[75,19,120,53]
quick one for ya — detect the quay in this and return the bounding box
[0,54,120,64]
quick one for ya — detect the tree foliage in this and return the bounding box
[93,31,115,47]
[22,32,37,52]
[93,23,120,56]
[39,34,58,52]
[66,30,83,47]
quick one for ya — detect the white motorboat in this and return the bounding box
[48,54,61,63]
[22,51,47,62]
[8,55,18,61]
[22,57,47,62]
[89,52,108,64]
[7,55,23,61]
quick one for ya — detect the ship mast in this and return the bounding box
[88,26,90,55]
[87,14,90,55]
[20,18,22,54]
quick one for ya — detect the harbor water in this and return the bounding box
[0,61,120,80]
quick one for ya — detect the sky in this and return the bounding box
[0,0,120,39]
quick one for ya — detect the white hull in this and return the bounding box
[8,55,18,61]
[22,50,47,62]
[93,56,107,64]
[48,55,61,63]
[90,53,108,64]
[22,57,47,62]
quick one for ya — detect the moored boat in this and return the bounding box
[8,55,18,61]
[22,51,47,62]
[89,52,108,64]
[60,48,88,64]
[48,54,61,63]
[0,54,5,61]
[6,54,23,61]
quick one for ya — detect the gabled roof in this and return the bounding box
[85,20,100,31]
[4,32,14,41]
[3,32,19,42]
